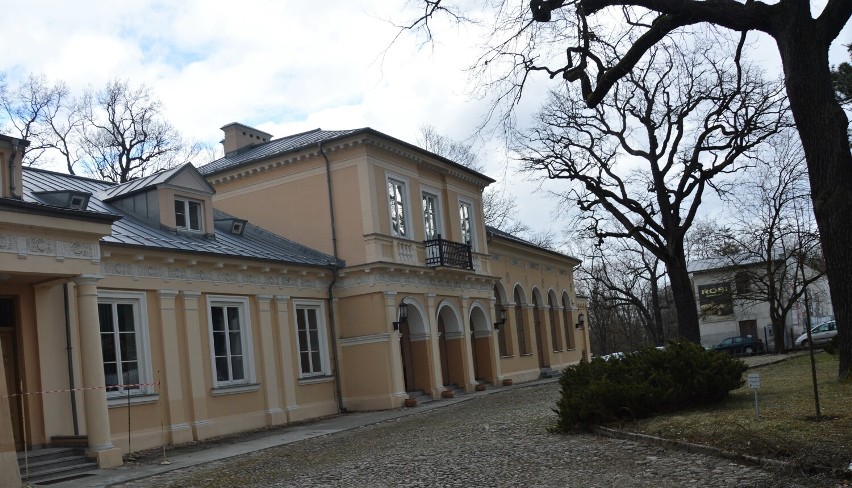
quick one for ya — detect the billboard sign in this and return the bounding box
[698,282,733,316]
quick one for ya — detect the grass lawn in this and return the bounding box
[623,352,851,470]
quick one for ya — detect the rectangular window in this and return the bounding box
[422,191,441,240]
[175,198,203,232]
[207,296,254,387]
[388,178,409,238]
[459,201,474,247]
[295,302,328,377]
[98,292,152,397]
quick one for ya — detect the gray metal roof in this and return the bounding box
[198,128,362,175]
[98,163,215,201]
[486,225,580,263]
[22,168,342,268]
[196,127,496,184]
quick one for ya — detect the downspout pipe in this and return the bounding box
[319,141,345,413]
[63,283,80,435]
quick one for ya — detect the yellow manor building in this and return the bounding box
[0,126,588,486]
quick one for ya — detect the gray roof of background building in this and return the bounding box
[688,253,781,274]
[23,168,342,267]
[197,127,495,183]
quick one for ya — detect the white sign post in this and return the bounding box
[748,373,761,420]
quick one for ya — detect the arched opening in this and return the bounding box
[513,285,527,355]
[469,304,492,383]
[532,288,548,368]
[437,302,464,388]
[399,298,430,393]
[548,290,562,351]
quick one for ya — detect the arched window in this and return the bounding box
[548,294,561,351]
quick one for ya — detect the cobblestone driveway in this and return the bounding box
[115,383,828,487]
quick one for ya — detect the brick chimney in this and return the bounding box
[220,123,273,155]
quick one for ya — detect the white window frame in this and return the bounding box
[175,197,204,232]
[386,174,412,239]
[421,188,443,240]
[293,300,331,378]
[97,290,154,400]
[458,198,476,250]
[206,295,256,388]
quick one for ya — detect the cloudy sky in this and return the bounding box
[2,1,850,238]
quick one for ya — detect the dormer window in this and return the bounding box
[175,198,203,232]
[33,190,91,210]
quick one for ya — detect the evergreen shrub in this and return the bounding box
[554,341,747,432]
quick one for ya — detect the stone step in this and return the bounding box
[539,368,561,379]
[17,447,98,484]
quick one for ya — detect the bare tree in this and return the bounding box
[579,239,672,349]
[722,137,824,353]
[0,73,64,166]
[518,40,787,342]
[401,0,852,379]
[78,79,193,183]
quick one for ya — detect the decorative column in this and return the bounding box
[256,295,285,426]
[157,289,192,444]
[383,292,405,406]
[488,298,503,385]
[541,304,556,355]
[503,301,518,356]
[75,275,123,468]
[273,296,299,421]
[425,294,445,398]
[459,296,477,393]
[0,328,20,487]
[180,291,215,440]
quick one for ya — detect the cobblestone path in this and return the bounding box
[115,383,829,487]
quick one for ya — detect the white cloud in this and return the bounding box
[2,0,849,238]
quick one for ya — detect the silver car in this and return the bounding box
[795,321,837,348]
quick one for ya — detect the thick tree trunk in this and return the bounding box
[649,275,665,346]
[776,17,852,379]
[664,251,701,344]
[771,317,786,354]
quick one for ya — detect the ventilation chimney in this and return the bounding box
[0,135,28,200]
[220,123,273,155]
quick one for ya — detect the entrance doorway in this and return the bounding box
[0,297,22,450]
[739,320,757,338]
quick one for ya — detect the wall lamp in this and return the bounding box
[493,308,507,328]
[392,302,409,332]
[575,313,585,330]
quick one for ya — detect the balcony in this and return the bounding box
[424,235,473,270]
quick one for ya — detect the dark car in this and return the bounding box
[713,336,764,356]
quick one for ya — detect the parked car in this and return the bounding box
[794,321,837,348]
[712,336,765,356]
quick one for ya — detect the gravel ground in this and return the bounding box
[114,383,833,487]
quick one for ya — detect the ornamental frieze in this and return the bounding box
[0,233,98,262]
[100,260,324,289]
[336,271,493,294]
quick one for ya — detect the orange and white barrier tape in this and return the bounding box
[1,381,160,399]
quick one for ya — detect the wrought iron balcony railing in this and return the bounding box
[424,234,473,270]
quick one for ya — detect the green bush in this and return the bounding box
[554,341,747,432]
